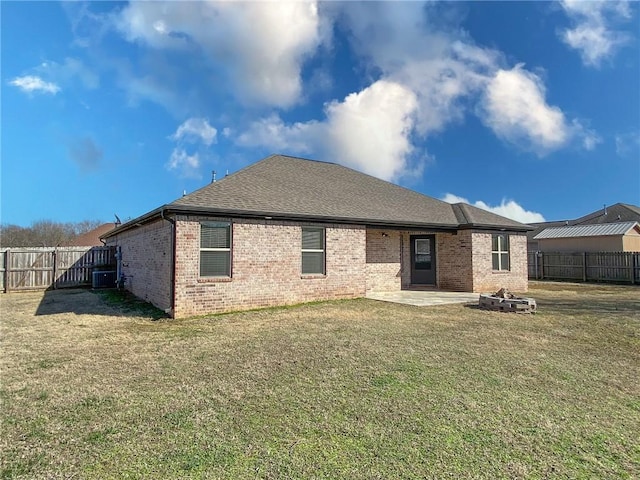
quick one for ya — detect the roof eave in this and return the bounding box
[100,205,169,239]
[101,205,532,238]
[457,222,533,233]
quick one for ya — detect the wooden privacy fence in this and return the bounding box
[0,246,115,292]
[528,251,640,284]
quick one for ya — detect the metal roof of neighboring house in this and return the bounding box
[533,221,640,240]
[104,154,531,238]
[526,202,640,242]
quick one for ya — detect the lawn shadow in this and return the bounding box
[35,288,168,320]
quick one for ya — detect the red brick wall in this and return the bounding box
[394,230,527,293]
[437,231,474,292]
[471,233,528,293]
[107,218,528,317]
[365,230,475,291]
[105,219,173,313]
[173,217,367,318]
[365,229,402,292]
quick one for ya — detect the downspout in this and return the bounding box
[399,233,404,289]
[161,208,177,318]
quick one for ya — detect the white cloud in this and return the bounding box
[9,58,97,100]
[479,65,570,154]
[237,114,317,155]
[166,148,200,178]
[110,1,597,169]
[442,193,546,223]
[238,80,418,181]
[38,58,99,90]
[170,118,217,146]
[116,1,326,108]
[327,3,591,157]
[235,4,599,175]
[322,80,418,179]
[9,75,60,94]
[166,118,217,177]
[615,130,640,157]
[560,0,633,67]
[331,3,497,137]
[575,121,602,151]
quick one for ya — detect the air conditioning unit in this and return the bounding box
[92,270,117,289]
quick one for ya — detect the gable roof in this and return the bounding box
[66,223,116,246]
[105,154,530,237]
[527,203,640,242]
[572,203,640,226]
[534,221,640,240]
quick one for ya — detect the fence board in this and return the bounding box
[0,250,5,292]
[1,246,115,292]
[528,251,640,284]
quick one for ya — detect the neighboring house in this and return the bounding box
[102,154,531,318]
[533,221,640,253]
[66,223,117,247]
[527,203,640,251]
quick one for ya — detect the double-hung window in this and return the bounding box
[200,222,231,277]
[492,234,510,271]
[302,227,325,275]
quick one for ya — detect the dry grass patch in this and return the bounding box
[1,283,639,479]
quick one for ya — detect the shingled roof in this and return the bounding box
[66,223,116,246]
[106,154,530,235]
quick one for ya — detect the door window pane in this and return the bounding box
[415,239,432,269]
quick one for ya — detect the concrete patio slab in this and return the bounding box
[365,290,479,307]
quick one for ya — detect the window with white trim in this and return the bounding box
[200,222,231,277]
[492,234,510,271]
[302,227,325,275]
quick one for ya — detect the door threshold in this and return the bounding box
[406,285,438,291]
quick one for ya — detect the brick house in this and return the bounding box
[102,154,531,318]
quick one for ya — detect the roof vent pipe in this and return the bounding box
[604,204,607,215]
[212,170,217,183]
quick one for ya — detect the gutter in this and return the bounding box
[102,204,532,237]
[160,208,177,318]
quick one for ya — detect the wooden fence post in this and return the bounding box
[5,249,10,293]
[52,248,57,290]
[582,252,587,282]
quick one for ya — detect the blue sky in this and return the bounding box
[2,1,639,227]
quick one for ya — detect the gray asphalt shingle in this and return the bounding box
[170,154,528,230]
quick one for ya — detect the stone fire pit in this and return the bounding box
[479,288,536,314]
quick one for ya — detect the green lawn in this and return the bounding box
[1,282,639,479]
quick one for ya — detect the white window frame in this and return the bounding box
[301,227,325,275]
[492,233,510,271]
[200,222,232,277]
